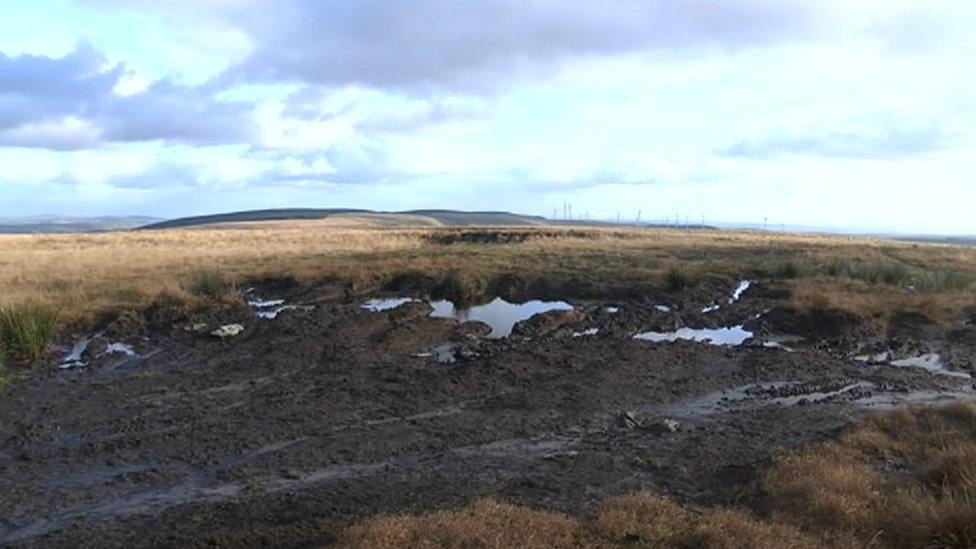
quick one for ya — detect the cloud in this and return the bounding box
[356,97,494,133]
[0,43,118,129]
[0,44,255,149]
[98,80,254,144]
[719,126,958,159]
[0,117,102,150]
[222,0,826,92]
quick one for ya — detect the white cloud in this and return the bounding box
[1,1,975,233]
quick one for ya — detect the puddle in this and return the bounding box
[59,332,103,369]
[572,328,599,338]
[247,298,285,308]
[248,293,315,319]
[765,381,874,407]
[103,343,135,357]
[663,380,873,418]
[730,280,752,303]
[634,325,753,346]
[890,354,972,379]
[662,377,976,419]
[659,383,787,418]
[858,387,976,409]
[855,351,892,363]
[430,297,573,339]
[257,305,314,320]
[700,280,751,315]
[760,334,805,352]
[855,350,972,379]
[362,297,418,312]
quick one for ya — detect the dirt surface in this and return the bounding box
[2,278,974,547]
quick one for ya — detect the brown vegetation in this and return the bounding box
[1,222,974,328]
[339,402,976,548]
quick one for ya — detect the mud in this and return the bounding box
[1,277,974,547]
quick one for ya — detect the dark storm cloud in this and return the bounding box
[0,44,254,149]
[0,43,118,128]
[99,80,253,144]
[719,126,957,160]
[224,0,825,91]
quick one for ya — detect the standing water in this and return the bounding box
[430,297,573,339]
[361,298,418,312]
[634,325,754,346]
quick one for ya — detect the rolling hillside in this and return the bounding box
[140,209,550,230]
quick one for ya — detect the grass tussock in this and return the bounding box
[825,259,910,286]
[340,403,976,548]
[186,267,244,305]
[761,401,976,546]
[664,267,695,291]
[0,303,59,361]
[440,271,487,305]
[188,267,228,298]
[772,260,804,280]
[914,269,976,293]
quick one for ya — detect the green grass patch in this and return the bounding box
[914,270,976,293]
[0,304,59,361]
[772,260,804,279]
[825,259,910,286]
[440,272,487,304]
[664,267,695,291]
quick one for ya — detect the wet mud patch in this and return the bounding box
[6,277,976,546]
[758,306,868,345]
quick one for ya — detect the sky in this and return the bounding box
[0,0,974,234]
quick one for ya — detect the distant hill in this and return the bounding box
[140,209,550,230]
[0,216,162,234]
[891,235,976,247]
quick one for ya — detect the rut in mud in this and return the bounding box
[1,277,974,547]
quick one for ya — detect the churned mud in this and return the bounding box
[1,276,974,547]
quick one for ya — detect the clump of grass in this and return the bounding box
[0,304,59,361]
[440,272,486,305]
[825,259,910,286]
[144,290,195,326]
[188,268,230,299]
[773,260,803,279]
[914,270,976,293]
[664,267,694,291]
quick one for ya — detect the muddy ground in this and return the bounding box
[2,277,975,547]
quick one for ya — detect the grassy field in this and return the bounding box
[1,221,974,329]
[339,402,976,548]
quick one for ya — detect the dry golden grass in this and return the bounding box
[761,401,976,546]
[338,499,589,548]
[337,494,820,548]
[1,221,974,326]
[339,403,976,548]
